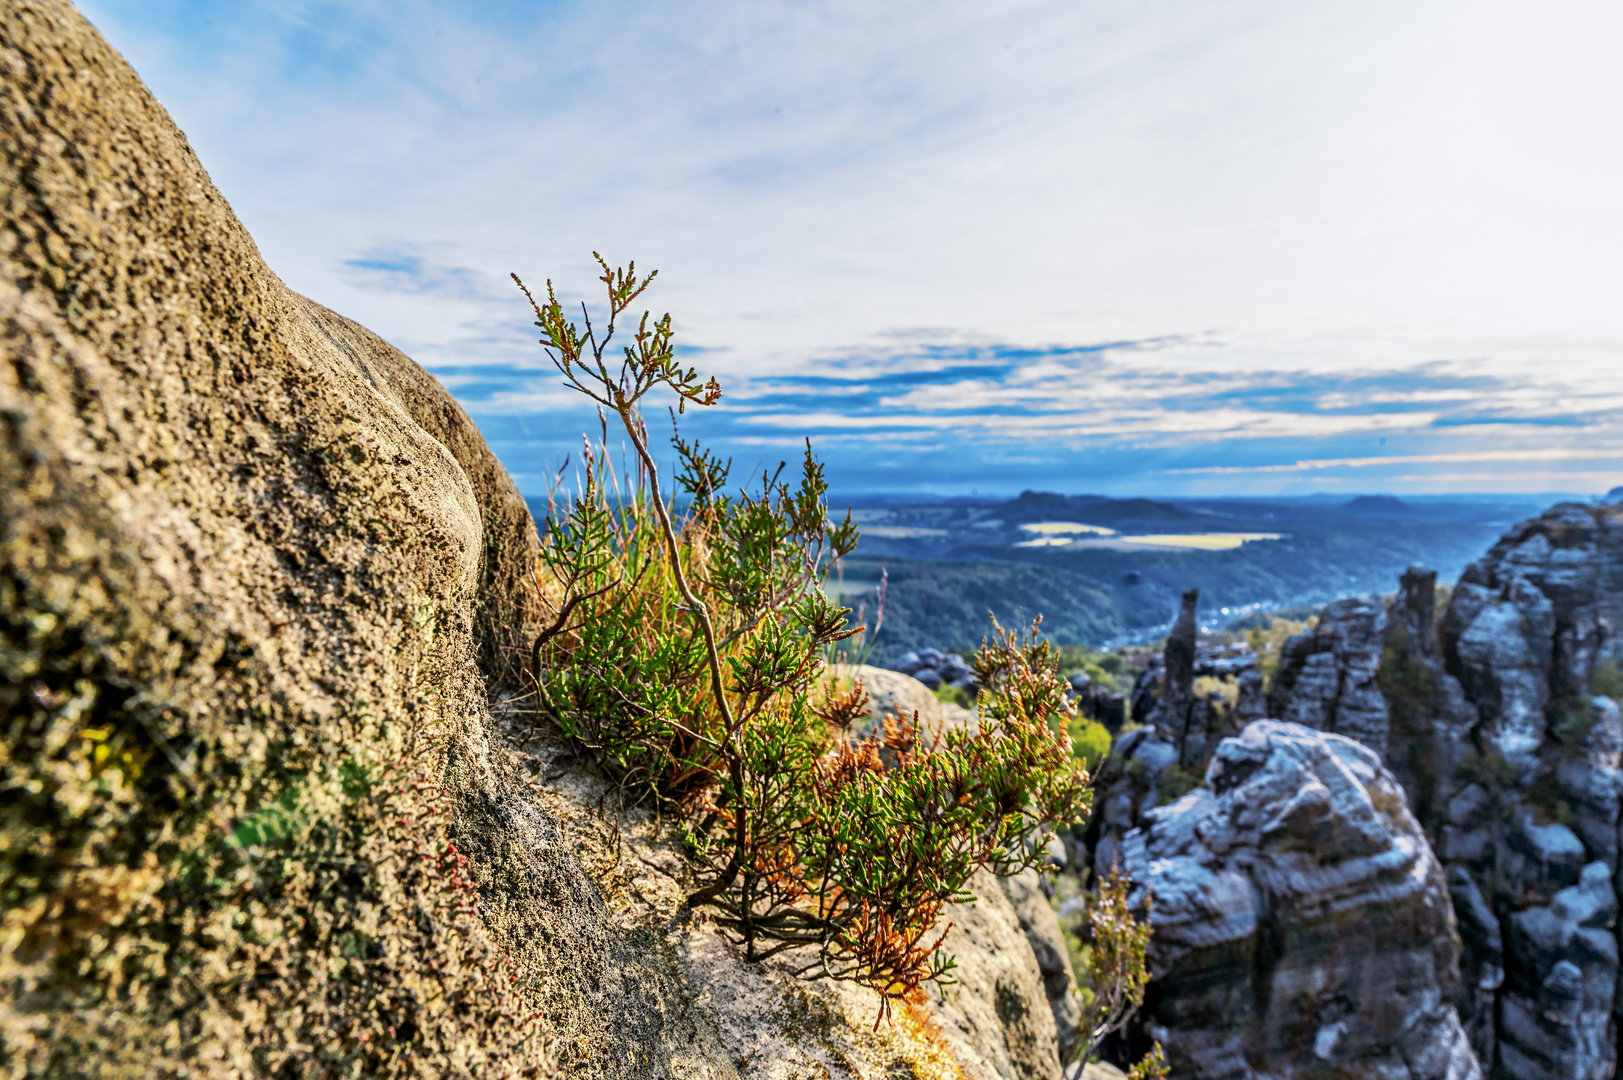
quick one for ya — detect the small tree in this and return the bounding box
[513,256,1095,1020]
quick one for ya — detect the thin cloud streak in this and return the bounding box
[1171,449,1623,475]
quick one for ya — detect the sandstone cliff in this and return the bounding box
[0,5,1068,1077]
[1102,720,1481,1080]
[1269,505,1623,1080]
[1083,588,1484,1077]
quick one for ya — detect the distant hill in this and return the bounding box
[976,491,1216,531]
[1343,495,1413,517]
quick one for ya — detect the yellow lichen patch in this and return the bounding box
[883,996,969,1080]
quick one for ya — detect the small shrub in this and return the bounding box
[1082,862,1163,1075]
[1192,675,1239,707]
[1053,645,1127,694]
[1591,658,1623,700]
[1553,705,1596,747]
[516,257,1094,1018]
[1156,763,1201,804]
[1128,1041,1170,1080]
[1459,747,1517,792]
[934,681,976,710]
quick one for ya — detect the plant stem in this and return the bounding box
[610,398,748,906]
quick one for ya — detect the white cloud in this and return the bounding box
[77,0,1623,494]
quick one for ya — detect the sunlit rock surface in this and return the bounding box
[0,5,1069,1076]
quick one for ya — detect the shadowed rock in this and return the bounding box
[1268,505,1623,1079]
[1126,721,1480,1080]
[1154,588,1200,735]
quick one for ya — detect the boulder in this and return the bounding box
[0,6,1069,1077]
[999,868,1084,1066]
[845,662,945,729]
[1,3,636,1073]
[1068,671,1129,734]
[1125,721,1481,1080]
[893,646,978,690]
[926,869,1064,1080]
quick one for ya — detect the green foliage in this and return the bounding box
[1527,769,1581,831]
[1082,863,1157,1072]
[1128,1041,1170,1080]
[1459,747,1518,792]
[1068,716,1113,775]
[1157,763,1202,804]
[521,259,1094,1017]
[1591,657,1623,700]
[1243,615,1314,689]
[933,680,976,710]
[1053,645,1127,695]
[1048,848,1160,1076]
[1553,705,1597,747]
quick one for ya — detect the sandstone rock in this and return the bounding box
[1272,505,1623,1079]
[1266,594,1392,755]
[1124,721,1481,1080]
[1069,670,1128,733]
[842,662,944,732]
[1074,1065,1126,1080]
[0,7,1066,1077]
[2,3,652,1073]
[893,646,978,690]
[999,868,1084,1066]
[1088,593,1259,881]
[926,869,1064,1080]
[1426,505,1623,1079]
[1123,590,1259,781]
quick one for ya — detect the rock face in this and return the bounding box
[1126,589,1264,777]
[1066,670,1127,733]
[999,869,1084,1067]
[0,3,737,1074]
[1267,594,1395,756]
[1125,721,1480,1080]
[928,869,1064,1080]
[0,7,1069,1075]
[1268,505,1623,1079]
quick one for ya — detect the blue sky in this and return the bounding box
[80,0,1623,498]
